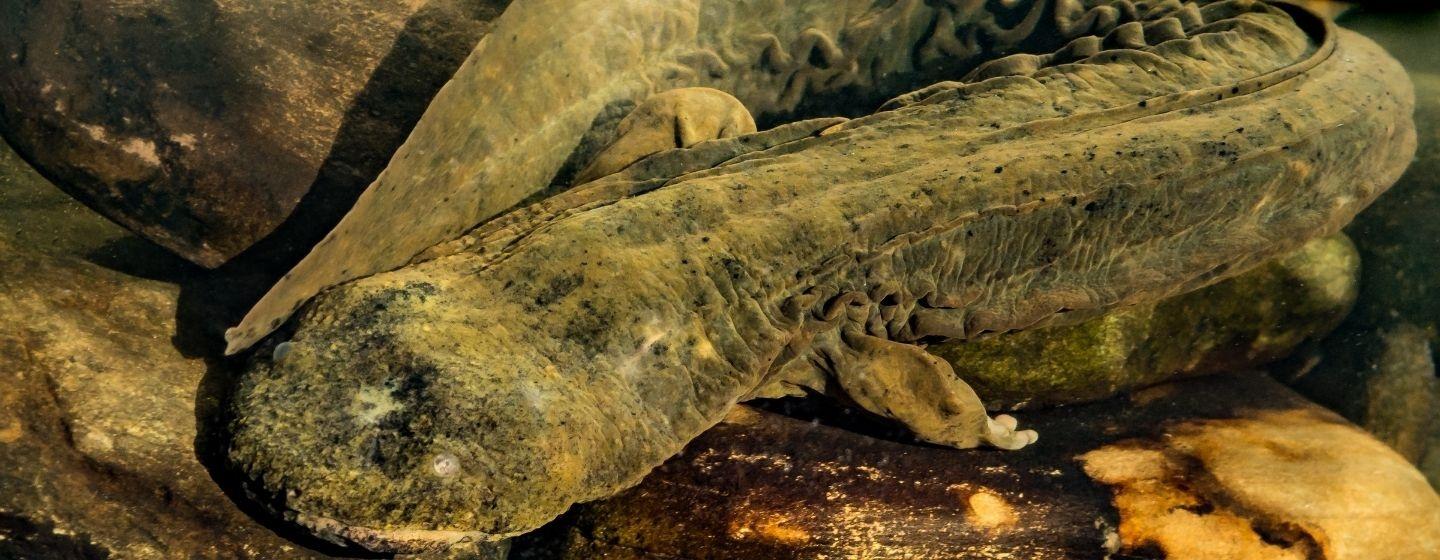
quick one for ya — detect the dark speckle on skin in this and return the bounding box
[533,272,584,307]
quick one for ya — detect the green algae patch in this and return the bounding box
[932,234,1360,410]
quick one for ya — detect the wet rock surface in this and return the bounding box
[517,374,1440,560]
[0,0,506,268]
[0,139,352,559]
[932,234,1359,410]
[0,243,331,559]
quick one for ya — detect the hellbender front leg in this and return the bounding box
[831,329,1038,450]
[573,87,756,185]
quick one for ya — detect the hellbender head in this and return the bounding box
[226,262,686,551]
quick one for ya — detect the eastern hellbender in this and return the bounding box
[222,0,1416,552]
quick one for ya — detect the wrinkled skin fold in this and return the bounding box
[226,0,1416,553]
[228,0,1248,354]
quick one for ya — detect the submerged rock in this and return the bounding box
[0,141,340,558]
[0,132,129,258]
[519,374,1440,560]
[0,0,505,267]
[1362,325,1439,468]
[1285,9,1440,485]
[0,243,340,558]
[931,234,1359,410]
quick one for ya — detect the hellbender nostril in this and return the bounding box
[432,453,461,477]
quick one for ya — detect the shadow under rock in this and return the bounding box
[0,512,111,560]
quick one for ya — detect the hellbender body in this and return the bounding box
[227,0,1415,553]
[226,0,1207,353]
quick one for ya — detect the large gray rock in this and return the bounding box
[0,0,506,267]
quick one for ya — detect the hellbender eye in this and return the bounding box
[432,453,461,477]
[272,341,294,362]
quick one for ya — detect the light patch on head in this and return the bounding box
[615,315,669,381]
[518,379,549,413]
[432,453,461,478]
[637,317,667,352]
[350,385,404,425]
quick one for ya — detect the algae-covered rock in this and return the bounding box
[931,234,1359,410]
[0,0,506,267]
[516,374,1440,560]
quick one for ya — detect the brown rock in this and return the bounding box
[0,139,335,558]
[0,0,506,267]
[1081,408,1439,560]
[0,242,341,558]
[517,374,1440,559]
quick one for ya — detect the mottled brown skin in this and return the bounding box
[227,0,1415,553]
